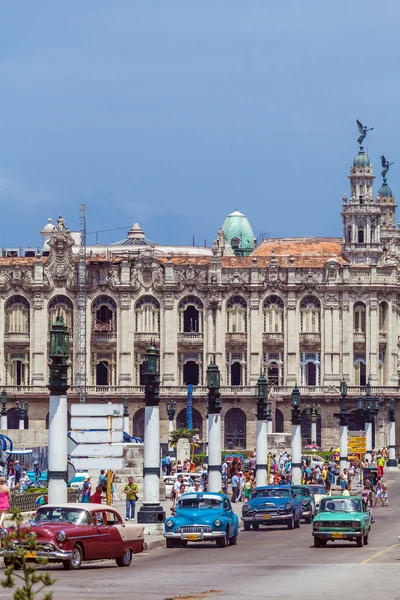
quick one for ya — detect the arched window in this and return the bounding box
[354,355,367,386]
[300,408,321,446]
[92,295,117,332]
[48,295,73,330]
[7,407,29,430]
[224,408,246,450]
[133,407,145,441]
[354,302,366,333]
[347,225,352,243]
[231,237,240,249]
[267,362,280,385]
[300,296,321,333]
[135,295,160,333]
[46,411,71,429]
[178,296,203,333]
[226,296,247,333]
[5,354,29,386]
[183,361,199,385]
[5,295,30,333]
[263,295,284,333]
[275,408,284,433]
[379,302,388,332]
[176,408,203,440]
[358,228,364,243]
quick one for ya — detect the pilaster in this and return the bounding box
[118,295,132,385]
[162,294,177,385]
[31,294,46,385]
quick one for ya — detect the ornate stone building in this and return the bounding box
[1,139,400,450]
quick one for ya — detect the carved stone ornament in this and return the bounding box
[44,216,76,289]
[130,255,164,291]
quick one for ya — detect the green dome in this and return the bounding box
[221,210,255,256]
[353,147,370,168]
[378,178,393,197]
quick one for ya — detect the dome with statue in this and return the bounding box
[353,148,370,168]
[221,210,255,256]
[378,180,393,198]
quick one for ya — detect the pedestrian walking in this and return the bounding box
[165,453,172,476]
[90,485,105,504]
[0,477,11,526]
[231,472,238,503]
[123,476,139,521]
[14,461,22,486]
[81,477,91,503]
[377,454,385,478]
[33,462,41,486]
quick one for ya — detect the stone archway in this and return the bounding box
[300,409,321,446]
[176,408,203,439]
[224,408,246,450]
[275,408,284,433]
[133,407,145,441]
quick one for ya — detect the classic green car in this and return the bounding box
[312,495,371,548]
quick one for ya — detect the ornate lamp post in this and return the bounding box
[334,379,350,473]
[48,315,70,504]
[16,400,29,431]
[166,400,177,451]
[1,390,8,430]
[256,375,268,486]
[266,399,273,435]
[291,385,302,485]
[206,358,222,492]
[123,397,130,435]
[387,399,398,471]
[137,345,165,531]
[358,379,380,462]
[306,403,320,445]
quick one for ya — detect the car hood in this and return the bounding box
[248,497,293,509]
[172,510,223,524]
[315,512,363,521]
[20,522,89,538]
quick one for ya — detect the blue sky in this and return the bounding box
[1,1,400,248]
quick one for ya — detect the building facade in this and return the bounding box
[1,139,400,450]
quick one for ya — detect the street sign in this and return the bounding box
[70,416,124,431]
[67,461,76,484]
[71,430,124,444]
[67,434,78,455]
[71,404,124,417]
[70,457,124,471]
[70,444,124,458]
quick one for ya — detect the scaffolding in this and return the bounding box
[75,204,87,403]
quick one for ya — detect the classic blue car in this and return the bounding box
[164,492,239,548]
[242,486,302,531]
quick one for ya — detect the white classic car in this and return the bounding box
[306,484,330,509]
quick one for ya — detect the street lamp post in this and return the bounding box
[334,379,350,473]
[48,315,70,505]
[256,375,268,486]
[291,385,302,485]
[266,399,273,435]
[206,358,222,492]
[1,390,7,430]
[137,345,165,532]
[387,399,398,471]
[306,403,320,445]
[16,400,28,430]
[358,379,380,463]
[166,400,177,451]
[123,397,130,435]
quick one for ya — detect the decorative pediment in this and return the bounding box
[44,215,76,289]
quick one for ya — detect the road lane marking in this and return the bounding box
[360,543,400,564]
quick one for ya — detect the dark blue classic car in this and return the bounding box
[164,492,239,548]
[242,486,302,531]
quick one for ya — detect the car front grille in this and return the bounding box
[321,521,351,528]
[176,526,212,534]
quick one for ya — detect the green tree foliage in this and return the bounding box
[168,428,199,448]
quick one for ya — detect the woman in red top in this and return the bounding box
[90,485,105,504]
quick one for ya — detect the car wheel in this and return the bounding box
[229,534,237,546]
[216,530,229,548]
[295,518,300,529]
[314,537,321,548]
[287,515,294,530]
[364,534,369,545]
[252,523,259,531]
[63,544,83,570]
[180,540,188,548]
[116,548,133,567]
[166,539,177,549]
[243,522,251,531]
[4,558,21,570]
[356,536,364,548]
[305,515,312,524]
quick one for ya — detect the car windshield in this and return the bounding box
[34,507,91,525]
[320,499,361,513]
[178,498,222,509]
[251,489,291,499]
[292,487,309,497]
[307,486,326,495]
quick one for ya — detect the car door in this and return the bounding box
[92,510,112,559]
[105,511,125,557]
[223,499,235,535]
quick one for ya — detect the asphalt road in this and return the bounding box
[2,474,400,600]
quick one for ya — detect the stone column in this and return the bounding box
[323,305,332,384]
[48,395,68,504]
[249,301,262,385]
[118,296,133,385]
[341,297,352,383]
[256,418,268,486]
[31,297,46,385]
[162,296,177,385]
[387,400,398,471]
[365,420,373,463]
[368,300,379,384]
[331,304,341,384]
[339,420,348,474]
[285,300,298,386]
[215,303,225,384]
[208,413,222,492]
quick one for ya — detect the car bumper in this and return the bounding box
[242,513,291,523]
[164,531,226,541]
[301,509,312,518]
[0,549,74,561]
[313,531,363,540]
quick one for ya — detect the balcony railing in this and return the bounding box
[299,332,321,345]
[135,332,160,343]
[4,332,30,342]
[177,332,203,344]
[91,331,117,343]
[263,332,284,343]
[353,332,366,343]
[225,332,247,345]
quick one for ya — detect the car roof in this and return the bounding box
[42,503,115,511]
[253,485,292,490]
[321,495,363,501]
[290,484,308,488]
[180,492,226,500]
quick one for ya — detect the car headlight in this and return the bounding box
[43,543,55,551]
[0,528,8,539]
[242,504,249,514]
[56,530,67,542]
[284,502,292,510]
[351,521,361,529]
[313,521,321,528]
[166,519,174,527]
[214,519,221,527]
[301,499,309,507]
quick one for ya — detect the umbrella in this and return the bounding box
[303,444,323,451]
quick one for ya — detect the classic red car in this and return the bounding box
[0,503,144,570]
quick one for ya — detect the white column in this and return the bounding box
[168,418,174,451]
[267,419,273,435]
[48,395,68,504]
[143,405,160,503]
[124,414,130,434]
[291,422,302,485]
[19,417,24,430]
[339,424,348,473]
[1,413,7,430]
[311,421,317,444]
[365,420,373,463]
[387,420,398,471]
[208,413,222,492]
[256,419,268,486]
